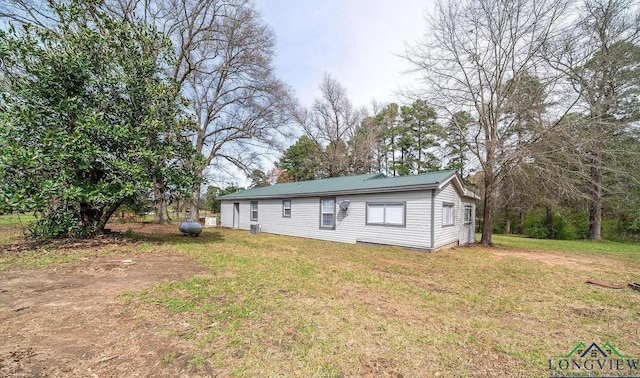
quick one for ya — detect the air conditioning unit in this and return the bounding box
[250,224,262,234]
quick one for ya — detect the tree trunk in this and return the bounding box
[588,147,603,240]
[617,215,626,240]
[504,204,511,234]
[80,202,102,230]
[153,181,171,224]
[155,199,170,223]
[390,135,396,177]
[546,206,554,239]
[97,202,123,234]
[418,134,423,173]
[519,209,525,234]
[480,170,496,246]
[189,186,201,221]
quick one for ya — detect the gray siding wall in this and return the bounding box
[220,201,254,230]
[433,183,458,248]
[432,183,476,248]
[221,185,476,250]
[222,190,433,249]
[340,191,433,249]
[220,201,234,229]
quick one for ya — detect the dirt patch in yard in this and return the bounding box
[0,252,211,377]
[490,250,599,271]
[108,221,195,236]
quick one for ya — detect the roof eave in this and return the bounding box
[437,172,480,200]
[220,183,442,200]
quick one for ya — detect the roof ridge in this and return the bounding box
[285,172,382,185]
[367,170,456,180]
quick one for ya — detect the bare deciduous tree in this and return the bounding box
[348,115,385,175]
[108,0,295,221]
[165,0,294,220]
[296,73,362,177]
[404,0,568,246]
[0,0,56,27]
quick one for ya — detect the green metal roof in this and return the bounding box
[219,170,460,200]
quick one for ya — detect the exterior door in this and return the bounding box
[233,203,240,228]
[459,205,473,245]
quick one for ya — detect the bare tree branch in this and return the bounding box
[404,0,570,246]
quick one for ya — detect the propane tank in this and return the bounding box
[179,218,203,236]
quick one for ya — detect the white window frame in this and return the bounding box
[282,200,291,218]
[250,201,258,221]
[443,203,455,226]
[319,198,336,229]
[366,202,406,227]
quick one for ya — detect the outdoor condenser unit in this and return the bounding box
[250,224,262,234]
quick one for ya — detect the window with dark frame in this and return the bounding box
[282,200,291,218]
[464,206,473,224]
[366,203,406,226]
[443,203,454,226]
[320,198,335,229]
[250,201,258,221]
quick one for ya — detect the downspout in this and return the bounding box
[430,189,435,250]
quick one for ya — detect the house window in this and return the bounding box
[443,203,454,226]
[366,203,406,227]
[464,206,473,224]
[320,198,335,229]
[250,201,258,221]
[282,200,291,218]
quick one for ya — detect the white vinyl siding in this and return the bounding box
[221,201,234,228]
[366,203,405,226]
[433,183,471,248]
[220,178,476,250]
[222,191,433,249]
[222,201,252,230]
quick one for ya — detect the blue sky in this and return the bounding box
[254,0,433,109]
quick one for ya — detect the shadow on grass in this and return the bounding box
[132,229,225,245]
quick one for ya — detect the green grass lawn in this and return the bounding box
[492,233,640,261]
[0,213,36,227]
[2,222,639,377]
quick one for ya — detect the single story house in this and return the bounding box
[219,170,479,251]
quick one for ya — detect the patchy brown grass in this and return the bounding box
[1,223,639,377]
